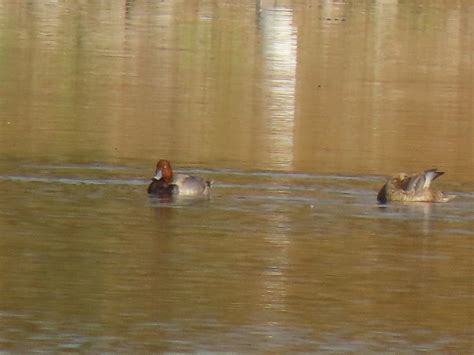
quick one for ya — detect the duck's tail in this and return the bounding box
[440,194,456,202]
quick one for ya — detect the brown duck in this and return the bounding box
[377,169,455,203]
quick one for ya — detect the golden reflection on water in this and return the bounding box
[293,1,473,178]
[0,0,471,182]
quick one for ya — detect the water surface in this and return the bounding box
[0,0,472,352]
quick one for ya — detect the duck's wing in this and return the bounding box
[406,169,444,192]
[173,174,210,195]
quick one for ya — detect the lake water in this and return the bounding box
[0,0,473,352]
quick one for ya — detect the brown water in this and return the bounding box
[0,0,473,352]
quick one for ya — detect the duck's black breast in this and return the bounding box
[377,183,388,204]
[147,179,177,196]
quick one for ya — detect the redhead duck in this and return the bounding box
[147,159,211,197]
[377,168,455,203]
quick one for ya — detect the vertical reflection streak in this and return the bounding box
[256,2,298,325]
[260,5,297,169]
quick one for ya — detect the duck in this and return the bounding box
[377,168,455,203]
[147,159,211,197]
